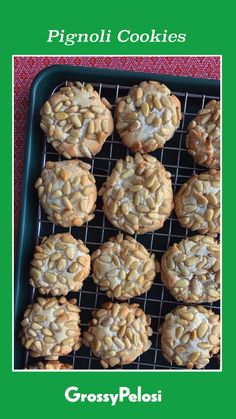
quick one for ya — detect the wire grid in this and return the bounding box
[23,79,220,370]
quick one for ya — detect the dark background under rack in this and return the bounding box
[14,66,220,370]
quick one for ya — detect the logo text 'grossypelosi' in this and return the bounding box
[65,386,162,406]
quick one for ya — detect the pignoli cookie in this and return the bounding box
[91,233,159,300]
[83,302,153,368]
[160,305,220,369]
[28,361,73,370]
[174,170,220,235]
[40,82,114,158]
[35,160,97,227]
[29,233,90,296]
[186,100,220,169]
[115,80,181,153]
[98,153,173,234]
[161,235,220,303]
[20,296,81,359]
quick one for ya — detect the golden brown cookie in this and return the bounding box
[20,297,81,359]
[40,82,114,158]
[28,361,73,370]
[98,153,173,234]
[83,302,153,368]
[91,233,159,300]
[35,160,97,227]
[161,235,220,303]
[174,170,220,235]
[115,80,181,153]
[29,233,90,296]
[186,100,220,169]
[160,305,220,369]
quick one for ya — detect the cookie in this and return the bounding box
[28,361,73,370]
[91,233,159,300]
[174,170,220,235]
[160,305,220,369]
[35,160,97,227]
[83,302,153,368]
[98,153,173,234]
[40,82,114,158]
[115,80,181,153]
[161,235,220,303]
[20,296,81,359]
[186,100,220,169]
[29,233,90,296]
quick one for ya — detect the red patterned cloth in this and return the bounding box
[14,56,220,245]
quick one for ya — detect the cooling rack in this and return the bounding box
[16,73,220,370]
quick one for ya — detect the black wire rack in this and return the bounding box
[22,80,220,370]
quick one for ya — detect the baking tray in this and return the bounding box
[14,64,220,370]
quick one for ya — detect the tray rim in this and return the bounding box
[14,64,220,371]
[27,63,220,94]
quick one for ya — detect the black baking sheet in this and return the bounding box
[14,65,220,370]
